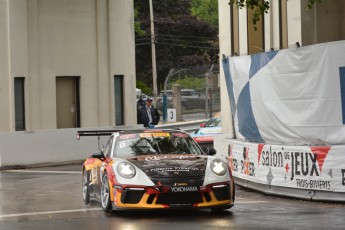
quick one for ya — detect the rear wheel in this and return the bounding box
[82,169,90,205]
[101,172,112,213]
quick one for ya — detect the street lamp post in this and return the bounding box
[149,0,158,100]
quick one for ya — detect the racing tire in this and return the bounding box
[101,172,112,213]
[82,169,91,205]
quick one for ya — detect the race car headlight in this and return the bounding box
[117,162,136,179]
[210,159,227,176]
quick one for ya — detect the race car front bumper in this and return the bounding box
[111,181,234,210]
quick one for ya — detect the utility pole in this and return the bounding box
[149,0,158,99]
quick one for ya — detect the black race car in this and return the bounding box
[79,129,235,213]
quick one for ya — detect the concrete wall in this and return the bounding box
[0,121,203,168]
[0,0,137,132]
[0,126,139,167]
[0,0,11,132]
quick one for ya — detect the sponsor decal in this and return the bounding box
[140,133,170,137]
[171,186,198,192]
[172,133,188,137]
[144,155,195,161]
[148,167,198,173]
[174,183,188,186]
[119,134,136,139]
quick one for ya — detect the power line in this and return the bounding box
[156,41,218,50]
[156,33,218,40]
[158,37,215,44]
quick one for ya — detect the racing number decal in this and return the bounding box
[170,110,174,120]
[119,141,126,149]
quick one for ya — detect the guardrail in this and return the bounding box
[214,134,345,202]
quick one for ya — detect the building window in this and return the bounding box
[114,75,124,125]
[279,0,288,49]
[247,1,265,54]
[230,3,239,56]
[14,77,25,131]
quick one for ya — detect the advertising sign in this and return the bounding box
[220,140,345,193]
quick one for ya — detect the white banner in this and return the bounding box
[222,40,345,145]
[218,139,345,193]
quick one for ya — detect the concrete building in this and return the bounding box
[218,0,345,135]
[217,0,345,201]
[0,0,137,132]
[0,0,137,167]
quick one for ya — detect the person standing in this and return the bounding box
[138,98,160,128]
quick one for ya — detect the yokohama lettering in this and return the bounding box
[171,187,198,192]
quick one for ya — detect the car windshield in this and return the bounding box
[205,115,221,127]
[114,131,204,158]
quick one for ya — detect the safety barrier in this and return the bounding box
[214,134,345,202]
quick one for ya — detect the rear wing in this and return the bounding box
[77,130,123,140]
[77,130,123,150]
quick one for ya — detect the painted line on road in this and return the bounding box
[0,208,102,219]
[2,170,81,174]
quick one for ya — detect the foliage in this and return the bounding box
[134,0,218,92]
[169,76,205,90]
[136,80,152,96]
[229,0,322,28]
[306,0,323,9]
[191,0,218,27]
[229,0,268,27]
[134,8,146,36]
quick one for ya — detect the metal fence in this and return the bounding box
[154,88,220,121]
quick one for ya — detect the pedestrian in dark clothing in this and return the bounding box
[138,98,160,128]
[137,96,145,124]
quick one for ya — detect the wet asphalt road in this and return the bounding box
[0,165,344,230]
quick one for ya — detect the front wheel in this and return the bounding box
[101,172,112,213]
[82,169,90,205]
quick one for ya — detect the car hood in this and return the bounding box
[127,154,207,186]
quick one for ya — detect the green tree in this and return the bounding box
[136,80,152,96]
[191,0,218,27]
[134,8,146,36]
[170,76,205,91]
[134,0,218,94]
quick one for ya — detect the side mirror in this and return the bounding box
[91,150,105,159]
[205,147,217,156]
[200,123,206,128]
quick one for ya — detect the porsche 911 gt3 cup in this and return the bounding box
[78,129,235,213]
